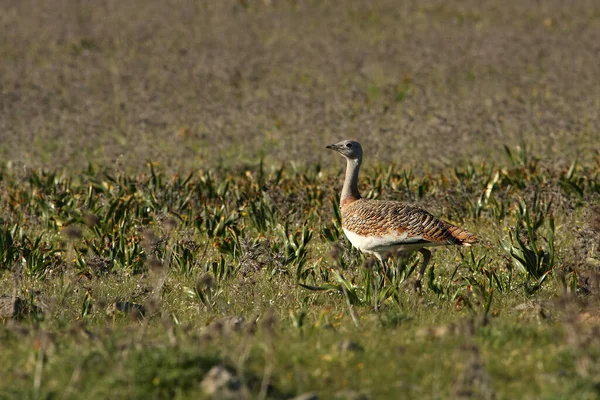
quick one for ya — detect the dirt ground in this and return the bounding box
[2,0,599,172]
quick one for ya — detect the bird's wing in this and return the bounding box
[342,200,478,245]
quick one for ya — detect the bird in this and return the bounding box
[326,139,478,292]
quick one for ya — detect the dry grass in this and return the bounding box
[1,0,599,171]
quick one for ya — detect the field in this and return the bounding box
[1,0,600,399]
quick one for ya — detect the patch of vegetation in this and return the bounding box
[1,144,600,398]
[2,1,600,398]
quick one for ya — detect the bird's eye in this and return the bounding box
[346,143,353,148]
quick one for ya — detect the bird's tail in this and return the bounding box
[445,224,479,246]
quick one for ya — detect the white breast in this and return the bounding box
[342,228,424,252]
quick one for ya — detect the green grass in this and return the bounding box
[1,148,600,399]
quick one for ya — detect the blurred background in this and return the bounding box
[1,0,599,172]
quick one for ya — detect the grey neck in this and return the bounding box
[341,157,361,203]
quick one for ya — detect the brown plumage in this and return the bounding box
[342,199,478,245]
[327,139,479,293]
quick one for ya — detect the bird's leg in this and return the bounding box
[382,257,390,278]
[414,248,431,294]
[371,254,386,311]
[379,254,394,285]
[375,253,388,274]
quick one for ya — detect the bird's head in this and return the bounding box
[326,140,363,162]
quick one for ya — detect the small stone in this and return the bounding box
[208,316,245,334]
[337,339,364,353]
[514,302,534,311]
[200,365,248,399]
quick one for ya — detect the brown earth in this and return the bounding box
[1,0,599,172]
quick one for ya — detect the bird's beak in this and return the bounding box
[326,144,336,150]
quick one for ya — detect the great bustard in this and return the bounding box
[326,139,478,292]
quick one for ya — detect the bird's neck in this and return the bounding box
[341,157,361,205]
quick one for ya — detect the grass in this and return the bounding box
[2,0,600,398]
[1,150,600,399]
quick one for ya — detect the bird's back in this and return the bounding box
[341,199,478,246]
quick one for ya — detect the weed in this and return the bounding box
[501,198,557,293]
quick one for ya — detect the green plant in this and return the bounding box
[501,198,556,293]
[274,223,313,273]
